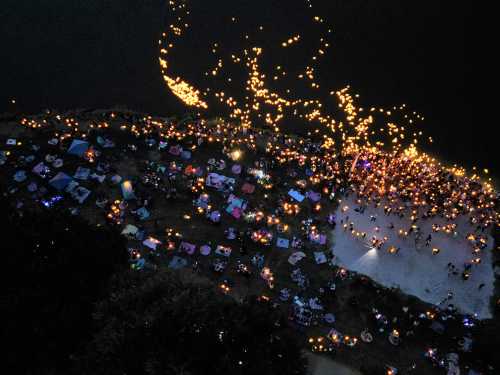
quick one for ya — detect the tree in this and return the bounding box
[74,268,307,375]
[1,196,128,374]
[464,319,500,372]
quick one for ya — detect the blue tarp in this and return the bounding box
[67,139,89,156]
[49,172,73,191]
[277,237,290,248]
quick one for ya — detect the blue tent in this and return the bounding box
[13,170,27,182]
[49,172,72,191]
[67,139,89,156]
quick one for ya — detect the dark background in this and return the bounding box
[0,1,484,172]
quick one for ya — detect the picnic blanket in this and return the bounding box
[277,237,290,248]
[288,189,305,202]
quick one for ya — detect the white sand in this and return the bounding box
[331,196,495,319]
[306,352,361,375]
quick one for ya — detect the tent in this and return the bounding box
[65,180,79,193]
[195,193,210,209]
[71,186,91,204]
[90,173,105,183]
[231,164,242,175]
[206,173,235,191]
[121,224,139,238]
[215,245,232,257]
[241,182,255,194]
[136,207,150,220]
[49,172,72,191]
[288,251,306,265]
[200,245,211,256]
[67,139,89,156]
[314,251,327,264]
[97,136,115,148]
[180,242,196,255]
[143,237,162,250]
[145,138,156,147]
[13,170,27,182]
[121,180,136,200]
[306,191,321,202]
[209,210,221,223]
[74,166,91,180]
[309,232,327,245]
[181,150,191,160]
[110,175,122,184]
[169,145,182,156]
[226,194,247,219]
[52,159,64,168]
[32,162,50,178]
[27,182,38,192]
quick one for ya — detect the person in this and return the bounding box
[425,234,432,247]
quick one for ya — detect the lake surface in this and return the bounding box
[0,1,486,173]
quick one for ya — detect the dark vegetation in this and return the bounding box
[0,193,306,375]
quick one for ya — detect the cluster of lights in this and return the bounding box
[260,267,275,288]
[283,202,300,215]
[107,200,124,225]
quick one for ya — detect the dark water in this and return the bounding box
[0,1,486,173]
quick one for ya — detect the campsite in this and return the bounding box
[1,109,498,375]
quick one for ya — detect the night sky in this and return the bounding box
[0,1,482,172]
